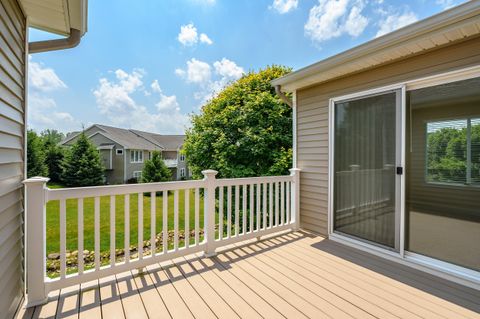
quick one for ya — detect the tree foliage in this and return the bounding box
[427,123,480,183]
[41,129,65,182]
[183,65,293,179]
[142,151,172,183]
[27,130,48,178]
[61,132,105,187]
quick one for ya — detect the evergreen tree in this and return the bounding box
[61,132,105,187]
[41,129,65,183]
[142,151,172,183]
[27,130,48,178]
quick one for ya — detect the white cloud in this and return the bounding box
[178,23,198,46]
[304,0,368,44]
[151,79,162,93]
[199,33,213,45]
[177,23,213,46]
[176,58,212,84]
[176,58,244,107]
[29,58,67,92]
[270,0,298,14]
[213,58,244,79]
[435,0,462,10]
[27,58,76,131]
[376,11,417,37]
[93,69,188,134]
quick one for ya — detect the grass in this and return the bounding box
[46,189,205,256]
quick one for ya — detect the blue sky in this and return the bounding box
[28,0,465,134]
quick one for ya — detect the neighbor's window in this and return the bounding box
[130,150,143,163]
[116,149,123,155]
[133,171,142,179]
[180,168,186,177]
[426,118,480,186]
[180,154,185,162]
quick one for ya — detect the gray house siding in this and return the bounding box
[125,149,149,181]
[0,0,26,317]
[88,134,125,184]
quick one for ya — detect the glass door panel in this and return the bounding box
[333,91,400,249]
[406,77,480,271]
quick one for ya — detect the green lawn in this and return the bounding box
[46,190,205,256]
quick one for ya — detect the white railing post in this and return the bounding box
[202,169,218,257]
[289,168,301,230]
[23,176,50,306]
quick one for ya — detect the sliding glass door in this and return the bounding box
[333,90,402,250]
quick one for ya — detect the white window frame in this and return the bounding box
[179,154,185,162]
[327,65,480,289]
[180,168,186,178]
[133,171,142,179]
[116,149,124,155]
[130,150,144,163]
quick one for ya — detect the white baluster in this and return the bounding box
[185,189,190,248]
[124,194,130,263]
[110,195,115,267]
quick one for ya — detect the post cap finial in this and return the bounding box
[201,169,218,176]
[23,176,50,184]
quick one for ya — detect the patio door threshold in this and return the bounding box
[329,232,480,291]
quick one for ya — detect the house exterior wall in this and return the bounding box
[125,149,149,181]
[295,36,480,236]
[0,0,26,317]
[88,134,125,184]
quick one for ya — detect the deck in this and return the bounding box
[17,230,480,319]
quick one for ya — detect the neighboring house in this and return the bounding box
[273,1,480,286]
[0,0,88,317]
[60,124,189,184]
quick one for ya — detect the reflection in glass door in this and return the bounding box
[333,91,401,249]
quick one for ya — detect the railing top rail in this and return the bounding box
[47,179,205,201]
[215,174,293,187]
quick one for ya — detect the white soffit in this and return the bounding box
[19,0,87,36]
[272,0,480,92]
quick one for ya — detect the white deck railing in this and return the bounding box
[23,168,300,306]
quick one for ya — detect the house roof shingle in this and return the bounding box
[62,124,185,151]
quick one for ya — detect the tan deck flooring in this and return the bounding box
[17,231,480,319]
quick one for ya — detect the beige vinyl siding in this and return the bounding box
[296,36,480,236]
[0,0,25,317]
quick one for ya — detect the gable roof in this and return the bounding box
[61,124,185,151]
[272,1,480,92]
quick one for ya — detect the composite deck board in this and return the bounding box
[130,269,171,319]
[78,280,101,319]
[277,233,479,319]
[183,255,262,319]
[115,271,148,319]
[263,237,436,319]
[145,263,194,319]
[173,257,240,319]
[98,275,125,319]
[25,231,480,319]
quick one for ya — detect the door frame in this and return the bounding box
[327,64,480,289]
[328,83,406,254]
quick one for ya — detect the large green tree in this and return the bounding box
[41,129,65,182]
[27,130,48,178]
[184,65,292,179]
[142,151,172,183]
[61,132,105,187]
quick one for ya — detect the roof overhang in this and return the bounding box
[272,1,480,93]
[19,0,88,37]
